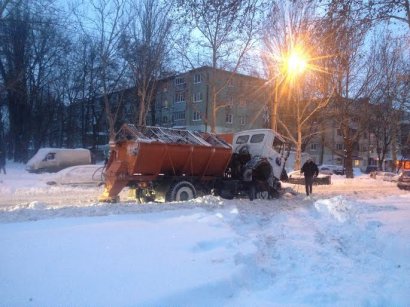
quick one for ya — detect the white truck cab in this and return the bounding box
[232,129,287,184]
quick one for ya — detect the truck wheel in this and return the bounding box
[219,189,234,199]
[167,181,196,202]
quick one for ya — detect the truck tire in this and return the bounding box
[219,189,234,199]
[167,181,196,202]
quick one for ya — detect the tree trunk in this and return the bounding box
[295,126,302,171]
[8,84,30,162]
[344,140,354,178]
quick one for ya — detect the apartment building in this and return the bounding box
[303,100,408,171]
[154,66,270,133]
[80,67,407,172]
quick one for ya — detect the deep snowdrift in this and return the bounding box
[0,163,409,306]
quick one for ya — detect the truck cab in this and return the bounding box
[232,129,287,181]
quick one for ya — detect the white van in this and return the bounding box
[25,148,92,173]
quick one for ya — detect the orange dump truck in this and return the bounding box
[99,124,287,202]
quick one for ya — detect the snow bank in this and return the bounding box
[314,196,355,222]
[1,163,410,306]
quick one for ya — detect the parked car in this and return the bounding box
[318,166,333,175]
[46,164,104,186]
[318,165,345,175]
[382,172,400,182]
[369,170,385,179]
[397,171,410,190]
[26,148,92,173]
[369,171,400,182]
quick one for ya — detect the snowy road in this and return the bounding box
[0,185,105,207]
[0,170,405,208]
[1,164,410,306]
[0,178,402,207]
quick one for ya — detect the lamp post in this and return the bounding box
[270,49,307,131]
[270,77,282,132]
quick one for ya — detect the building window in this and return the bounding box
[225,113,233,124]
[193,73,202,84]
[310,143,318,151]
[228,96,234,106]
[337,129,342,136]
[175,77,185,85]
[173,111,185,121]
[225,106,232,124]
[239,115,247,125]
[193,111,201,121]
[336,143,344,150]
[175,92,185,103]
[162,116,168,124]
[239,99,246,107]
[162,99,169,108]
[193,92,203,102]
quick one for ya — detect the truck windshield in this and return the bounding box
[250,134,264,143]
[236,135,249,144]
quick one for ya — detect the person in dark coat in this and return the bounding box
[301,158,319,196]
[0,148,6,175]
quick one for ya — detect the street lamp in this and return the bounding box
[271,48,308,131]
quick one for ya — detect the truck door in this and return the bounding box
[270,137,286,180]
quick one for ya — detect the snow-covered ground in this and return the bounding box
[0,162,409,306]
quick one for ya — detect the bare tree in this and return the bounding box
[0,0,17,19]
[262,0,332,170]
[120,0,173,126]
[61,35,107,149]
[367,31,409,170]
[175,0,261,132]
[0,0,70,161]
[73,0,130,143]
[315,0,380,178]
[366,0,410,29]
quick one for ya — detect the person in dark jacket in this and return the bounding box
[301,158,319,196]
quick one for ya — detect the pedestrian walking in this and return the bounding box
[0,148,6,175]
[301,158,318,197]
